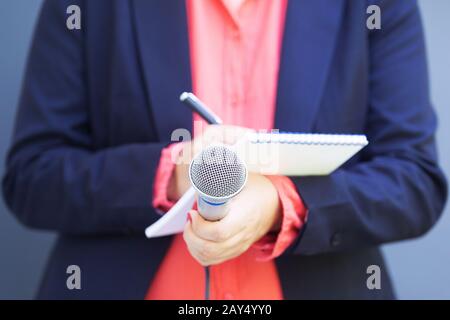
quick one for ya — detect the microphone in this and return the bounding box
[189,144,248,221]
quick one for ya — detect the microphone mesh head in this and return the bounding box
[189,145,247,198]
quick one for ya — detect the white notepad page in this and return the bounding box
[145,187,196,238]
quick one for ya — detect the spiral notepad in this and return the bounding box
[233,132,368,176]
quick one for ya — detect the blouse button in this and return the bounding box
[330,233,342,247]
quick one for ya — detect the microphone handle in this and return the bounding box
[197,196,228,221]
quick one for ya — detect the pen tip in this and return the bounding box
[180,92,189,102]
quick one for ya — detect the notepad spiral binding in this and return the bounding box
[249,132,368,146]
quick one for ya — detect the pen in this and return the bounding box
[179,92,223,125]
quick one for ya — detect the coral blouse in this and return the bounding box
[146,0,306,300]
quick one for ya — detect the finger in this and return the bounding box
[190,209,246,242]
[184,217,254,266]
[201,229,253,264]
[213,237,249,263]
[198,125,225,148]
[190,209,253,257]
[217,125,253,145]
[212,125,243,145]
[183,219,224,266]
[203,125,252,146]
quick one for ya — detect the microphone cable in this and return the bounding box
[204,266,210,300]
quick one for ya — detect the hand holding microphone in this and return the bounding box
[184,172,281,266]
[183,146,282,266]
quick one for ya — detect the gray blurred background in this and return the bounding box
[0,0,448,299]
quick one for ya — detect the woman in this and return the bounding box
[3,0,447,299]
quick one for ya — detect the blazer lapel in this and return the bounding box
[275,0,345,132]
[132,0,193,141]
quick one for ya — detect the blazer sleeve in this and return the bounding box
[288,0,448,255]
[2,0,165,235]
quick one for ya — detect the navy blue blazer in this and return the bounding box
[3,0,447,299]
